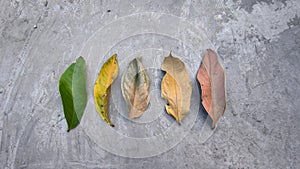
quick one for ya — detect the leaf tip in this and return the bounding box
[168,51,173,57]
[211,122,216,129]
[205,49,218,60]
[207,48,214,52]
[77,56,85,62]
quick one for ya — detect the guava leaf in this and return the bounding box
[94,54,118,127]
[121,57,150,118]
[59,57,87,132]
[161,53,192,124]
[197,49,226,128]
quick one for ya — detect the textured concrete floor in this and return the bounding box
[1,0,300,168]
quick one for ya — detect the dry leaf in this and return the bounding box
[161,53,192,124]
[121,57,150,118]
[94,54,118,127]
[197,49,226,128]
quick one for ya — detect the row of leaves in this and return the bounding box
[59,49,226,132]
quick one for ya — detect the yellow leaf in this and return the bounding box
[94,54,118,127]
[161,53,192,124]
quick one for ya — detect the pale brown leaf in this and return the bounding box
[121,57,150,119]
[197,49,226,128]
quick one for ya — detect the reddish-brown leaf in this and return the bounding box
[197,49,226,128]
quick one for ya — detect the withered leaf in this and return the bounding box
[197,49,226,128]
[94,54,118,127]
[161,53,192,124]
[121,57,150,118]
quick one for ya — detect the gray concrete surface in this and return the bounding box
[1,0,300,168]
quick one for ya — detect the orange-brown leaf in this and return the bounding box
[161,53,192,124]
[197,49,226,128]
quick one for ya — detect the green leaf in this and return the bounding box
[59,57,87,132]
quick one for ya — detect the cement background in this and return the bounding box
[0,0,299,168]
